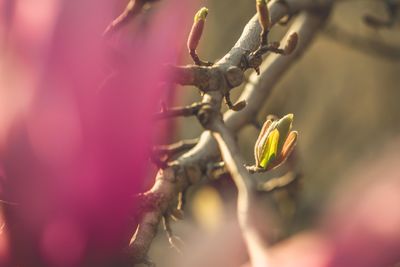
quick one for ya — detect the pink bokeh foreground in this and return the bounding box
[0,0,193,266]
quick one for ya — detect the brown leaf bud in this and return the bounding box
[256,0,270,33]
[284,32,298,55]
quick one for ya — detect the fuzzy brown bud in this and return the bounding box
[284,32,298,55]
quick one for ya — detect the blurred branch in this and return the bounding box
[323,24,400,60]
[363,0,398,28]
[206,161,227,180]
[208,117,273,266]
[150,139,199,169]
[126,1,331,264]
[103,0,159,38]
[257,171,299,192]
[152,138,199,160]
[153,102,204,120]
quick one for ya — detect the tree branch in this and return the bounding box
[152,138,199,159]
[209,118,273,267]
[204,11,329,266]
[126,2,331,264]
[167,0,331,93]
[323,23,400,61]
[103,0,158,38]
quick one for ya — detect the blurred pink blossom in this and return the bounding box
[0,0,194,265]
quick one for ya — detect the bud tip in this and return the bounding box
[195,7,208,22]
[285,113,294,121]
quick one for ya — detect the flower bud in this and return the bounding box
[256,0,270,33]
[284,33,298,55]
[187,7,208,52]
[254,114,297,170]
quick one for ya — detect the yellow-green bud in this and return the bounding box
[194,7,208,23]
[254,114,297,170]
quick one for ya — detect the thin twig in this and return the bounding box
[153,103,204,120]
[209,118,273,267]
[152,139,199,159]
[257,171,299,192]
[103,0,158,38]
[323,23,400,61]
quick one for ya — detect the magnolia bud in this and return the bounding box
[284,33,298,55]
[254,114,297,170]
[187,7,208,52]
[256,0,270,33]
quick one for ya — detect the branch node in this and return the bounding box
[206,161,227,180]
[197,103,215,126]
[190,50,214,67]
[225,66,244,88]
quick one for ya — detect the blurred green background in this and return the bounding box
[141,0,400,265]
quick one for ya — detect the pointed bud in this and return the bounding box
[187,7,208,52]
[284,33,298,55]
[275,113,293,153]
[256,0,270,33]
[254,119,273,167]
[254,114,297,170]
[259,128,279,169]
[280,131,298,161]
